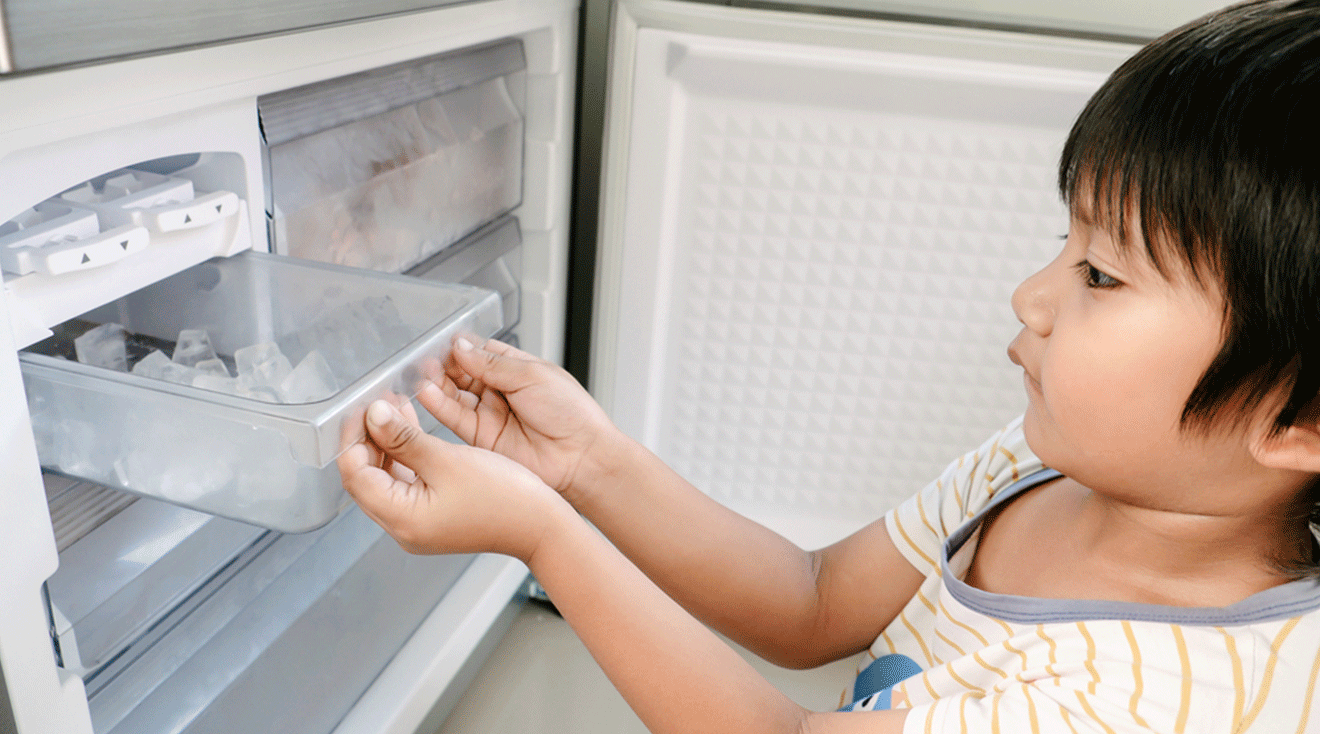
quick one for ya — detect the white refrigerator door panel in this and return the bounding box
[594,0,1137,546]
[741,0,1229,41]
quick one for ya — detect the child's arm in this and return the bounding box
[338,399,911,734]
[422,338,925,668]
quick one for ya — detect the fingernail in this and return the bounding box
[455,337,474,351]
[367,400,395,426]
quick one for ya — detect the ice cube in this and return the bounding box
[237,383,284,403]
[172,329,216,367]
[74,323,129,372]
[234,342,293,387]
[117,420,235,504]
[130,349,172,378]
[192,373,240,395]
[159,362,200,385]
[280,350,339,403]
[194,358,231,377]
[234,446,299,505]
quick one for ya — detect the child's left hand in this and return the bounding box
[337,397,565,562]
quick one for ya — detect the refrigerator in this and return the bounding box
[0,1,1222,732]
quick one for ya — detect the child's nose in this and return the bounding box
[1011,263,1057,337]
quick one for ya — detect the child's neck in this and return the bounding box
[1069,481,1312,606]
[969,474,1314,608]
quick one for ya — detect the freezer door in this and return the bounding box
[591,0,1136,546]
[699,0,1227,41]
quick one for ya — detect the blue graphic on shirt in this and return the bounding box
[841,653,922,712]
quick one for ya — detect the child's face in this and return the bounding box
[1006,210,1252,509]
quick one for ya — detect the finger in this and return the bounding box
[449,336,542,396]
[418,379,485,446]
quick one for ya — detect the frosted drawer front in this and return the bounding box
[46,494,264,678]
[409,215,523,334]
[600,24,1123,536]
[20,251,502,532]
[261,40,526,274]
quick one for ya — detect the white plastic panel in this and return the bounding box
[595,2,1137,538]
[739,0,1228,40]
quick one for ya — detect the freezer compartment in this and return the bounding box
[72,505,475,734]
[262,38,526,274]
[19,251,503,532]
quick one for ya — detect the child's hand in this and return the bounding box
[419,337,620,500]
[337,397,564,562]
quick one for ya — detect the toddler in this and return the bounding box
[338,2,1320,731]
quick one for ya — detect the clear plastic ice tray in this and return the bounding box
[20,251,502,532]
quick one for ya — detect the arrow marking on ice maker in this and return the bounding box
[81,253,91,264]
[121,240,130,250]
[184,214,193,223]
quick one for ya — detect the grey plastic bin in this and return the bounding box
[20,251,502,532]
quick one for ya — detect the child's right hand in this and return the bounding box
[418,336,621,501]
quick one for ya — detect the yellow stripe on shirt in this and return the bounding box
[1076,622,1100,695]
[1121,621,1150,729]
[1218,627,1245,729]
[1037,625,1062,685]
[1021,684,1041,734]
[998,445,1020,481]
[893,513,938,571]
[1238,617,1301,732]
[1292,644,1320,734]
[1171,625,1192,733]
[1074,690,1119,734]
[941,598,990,647]
[915,490,941,545]
[937,628,968,658]
[901,609,936,667]
[972,651,1009,681]
[1059,704,1080,734]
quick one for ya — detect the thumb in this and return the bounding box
[364,399,444,473]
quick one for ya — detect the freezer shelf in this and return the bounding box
[19,251,502,532]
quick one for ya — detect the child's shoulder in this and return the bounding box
[885,415,1046,575]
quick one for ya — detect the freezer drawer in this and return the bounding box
[261,38,526,275]
[409,215,524,335]
[75,505,475,734]
[19,251,502,532]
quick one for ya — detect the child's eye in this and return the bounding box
[1073,260,1122,289]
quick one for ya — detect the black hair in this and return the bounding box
[1059,0,1320,572]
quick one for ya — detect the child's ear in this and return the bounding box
[1250,421,1320,473]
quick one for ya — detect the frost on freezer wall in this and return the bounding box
[270,78,524,274]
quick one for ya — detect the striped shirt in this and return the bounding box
[869,415,1320,734]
